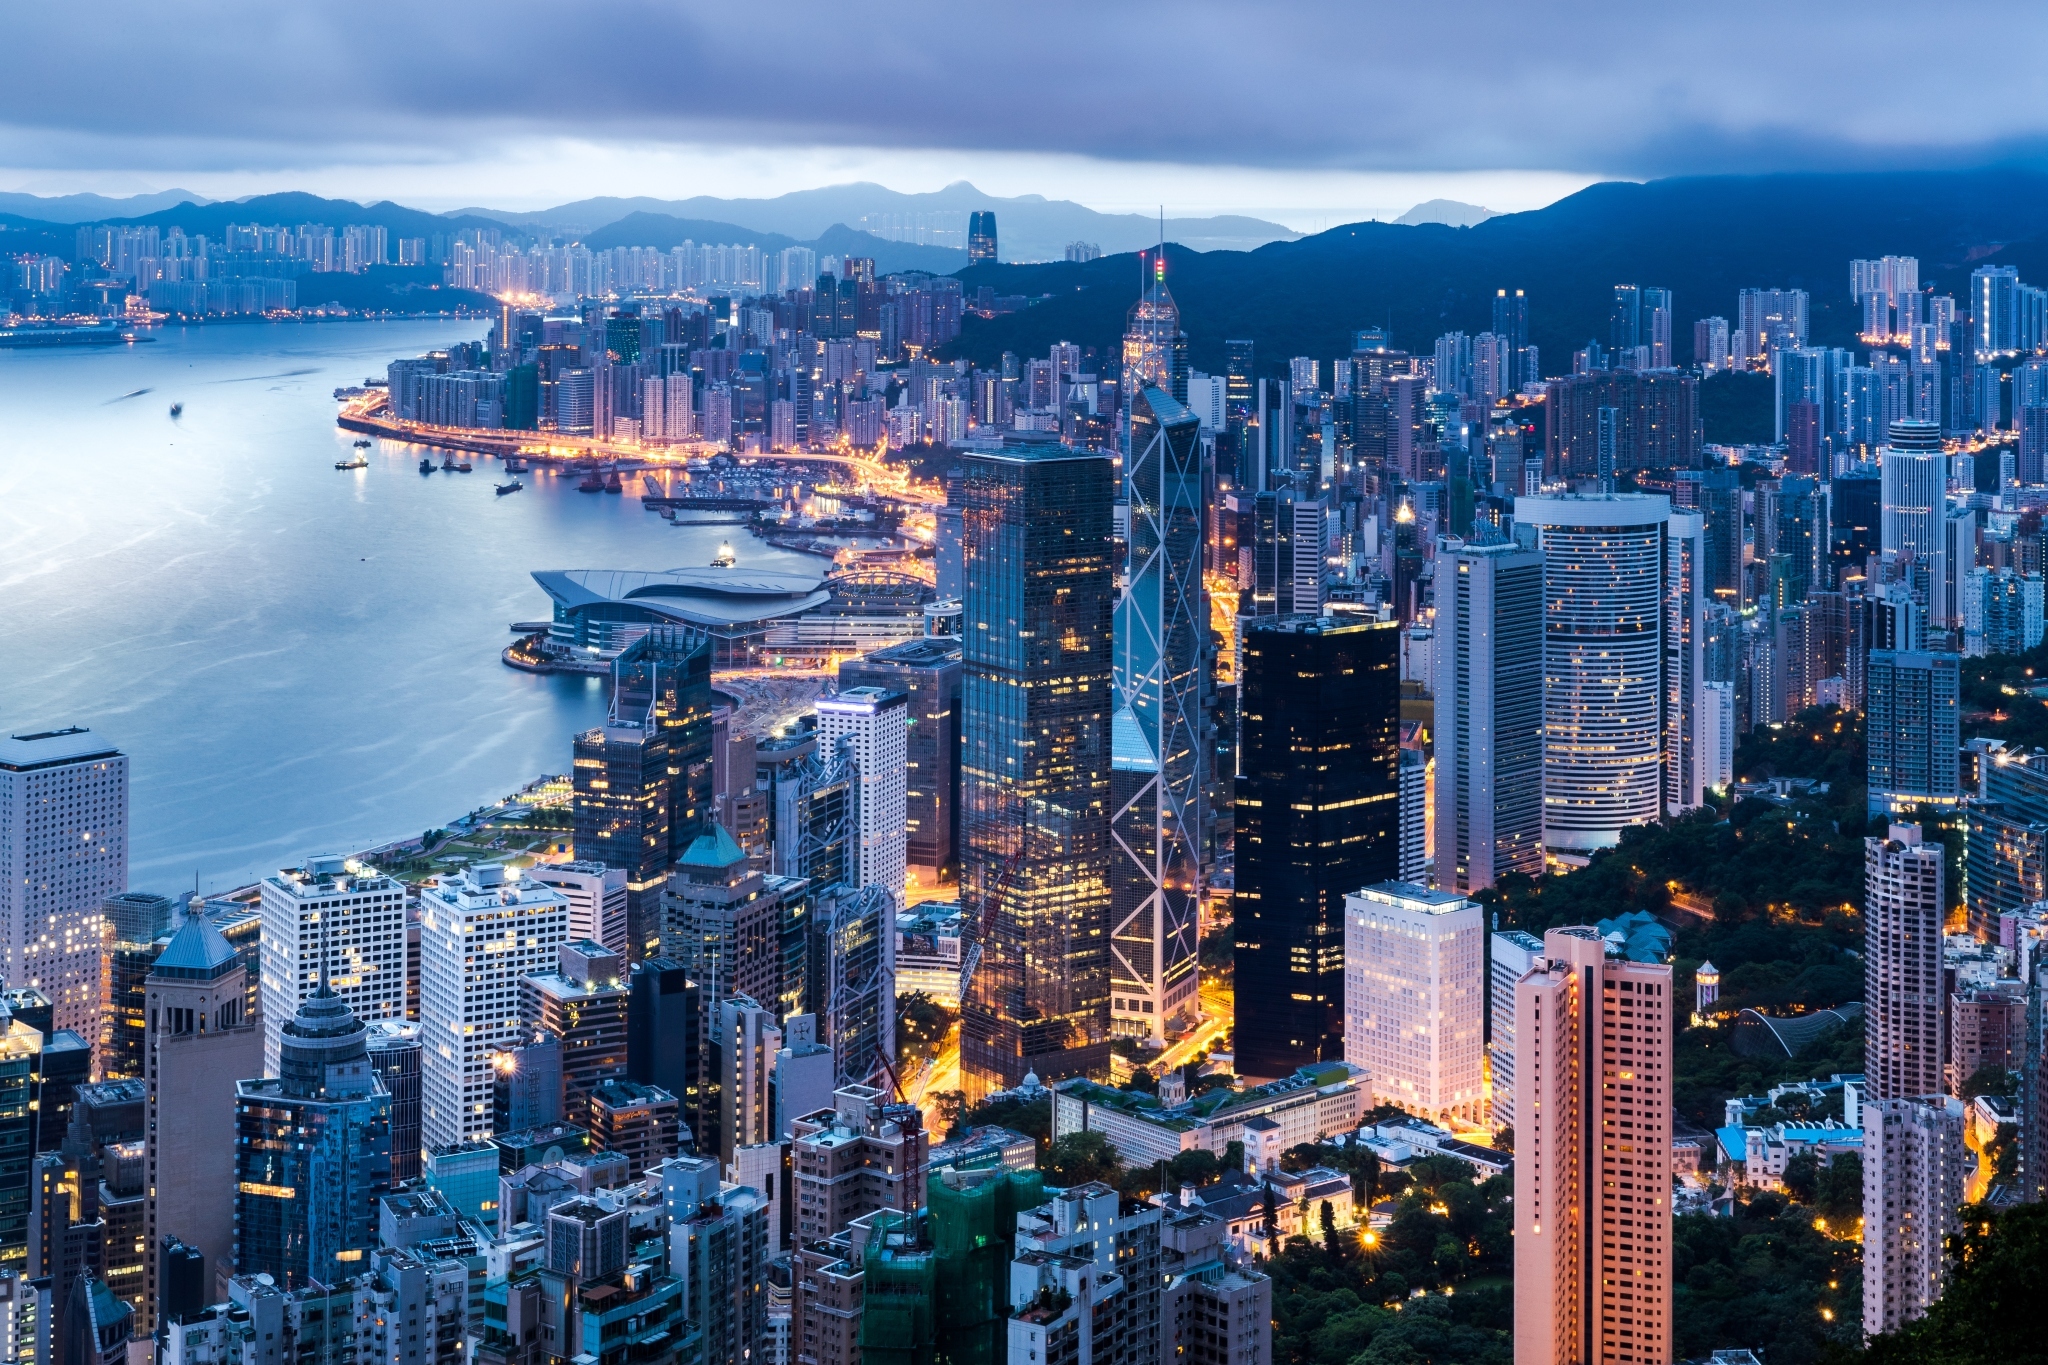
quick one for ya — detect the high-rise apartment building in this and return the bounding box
[1513,927,1674,1365]
[816,687,909,910]
[1343,883,1484,1122]
[1233,615,1401,1080]
[1643,288,1673,368]
[519,940,630,1128]
[258,857,408,1076]
[1487,930,1543,1130]
[417,866,570,1148]
[838,637,963,885]
[1664,510,1707,816]
[1864,825,1946,1102]
[958,439,1115,1097]
[232,981,393,1289]
[0,728,127,1044]
[1516,495,1673,852]
[1866,651,1961,815]
[788,1085,928,1250]
[526,862,629,961]
[143,900,260,1336]
[1434,542,1545,892]
[1861,1094,1967,1337]
[1111,387,1209,1043]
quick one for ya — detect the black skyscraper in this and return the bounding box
[1232,614,1401,1080]
[968,212,998,264]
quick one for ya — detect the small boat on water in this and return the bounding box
[456,462,474,473]
[603,471,623,494]
[710,541,738,568]
[496,479,524,496]
[441,454,457,471]
[419,457,434,475]
[335,455,369,470]
[576,471,606,493]
[504,458,528,473]
[352,438,372,449]
[168,402,182,418]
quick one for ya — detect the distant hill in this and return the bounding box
[456,181,1300,261]
[581,212,967,276]
[26,192,511,239]
[0,189,210,222]
[1394,199,1499,227]
[944,170,2048,377]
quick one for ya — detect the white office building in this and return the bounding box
[1486,929,1543,1130]
[1879,419,1945,572]
[1343,882,1485,1123]
[417,864,570,1147]
[1862,1094,1967,1337]
[0,727,127,1042]
[526,861,629,959]
[1515,494,1672,853]
[816,687,908,909]
[258,856,409,1075]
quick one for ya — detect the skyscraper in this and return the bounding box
[1866,650,1961,815]
[1861,1094,1967,1337]
[813,883,894,1089]
[1434,542,1545,892]
[143,899,260,1336]
[815,687,909,910]
[519,940,630,1129]
[257,857,408,1076]
[525,862,630,961]
[958,439,1115,1097]
[967,212,997,265]
[1516,495,1673,853]
[1664,510,1706,816]
[1492,288,1530,385]
[99,892,173,1081]
[1879,419,1945,578]
[1610,284,1641,354]
[573,719,670,956]
[1232,615,1401,1080]
[417,866,570,1148]
[1110,388,1208,1043]
[1864,825,1945,1102]
[232,979,393,1289]
[1513,927,1674,1365]
[1487,929,1543,1130]
[839,637,963,886]
[1343,883,1484,1122]
[1121,252,1187,404]
[0,728,127,1045]
[1643,287,1673,368]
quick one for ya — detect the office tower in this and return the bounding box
[1434,542,1544,892]
[1610,284,1641,353]
[599,627,716,941]
[1247,491,1326,616]
[100,892,172,1081]
[0,727,127,1045]
[788,1085,928,1249]
[1864,825,1946,1102]
[628,958,702,1146]
[491,1032,562,1132]
[662,827,793,1022]
[1695,469,1744,602]
[31,1108,106,1365]
[232,980,393,1288]
[366,1021,422,1185]
[572,718,671,955]
[816,687,909,910]
[417,866,570,1148]
[1398,743,1428,883]
[812,883,894,1088]
[586,1080,680,1179]
[1516,495,1672,852]
[520,940,630,1128]
[1493,288,1530,385]
[966,212,997,265]
[1862,1094,1967,1336]
[0,1004,37,1269]
[1642,287,1673,367]
[1487,930,1543,1130]
[1007,1185,1163,1365]
[1123,251,1187,404]
[143,900,260,1335]
[715,997,781,1167]
[1972,265,2021,357]
[1826,469,1881,589]
[1664,510,1706,816]
[1343,883,1484,1122]
[1110,387,1208,1043]
[772,740,853,896]
[839,638,963,886]
[1880,419,1945,586]
[1866,650,1960,814]
[526,862,630,960]
[257,856,407,1076]
[1513,927,1674,1365]
[1232,615,1401,1079]
[957,440,1115,1097]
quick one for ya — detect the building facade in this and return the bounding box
[815,686,909,911]
[257,857,408,1076]
[1343,883,1484,1123]
[1861,1095,1967,1337]
[1864,825,1946,1102]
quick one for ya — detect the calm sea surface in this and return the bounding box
[0,321,812,892]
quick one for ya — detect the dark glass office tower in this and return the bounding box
[959,438,1116,1097]
[968,211,998,264]
[612,627,715,863]
[1110,388,1209,1042]
[1232,614,1401,1080]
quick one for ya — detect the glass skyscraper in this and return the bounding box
[1231,614,1401,1080]
[232,981,393,1288]
[1109,387,1209,1042]
[959,437,1115,1097]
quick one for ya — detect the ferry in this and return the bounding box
[335,454,369,470]
[710,541,738,568]
[352,437,372,449]
[418,457,434,475]
[496,479,524,496]
[169,402,183,418]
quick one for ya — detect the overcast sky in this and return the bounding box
[4,1,2044,224]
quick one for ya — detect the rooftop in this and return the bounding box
[0,725,121,772]
[533,567,830,628]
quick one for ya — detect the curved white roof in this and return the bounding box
[533,567,831,627]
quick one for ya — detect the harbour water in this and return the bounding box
[0,321,816,891]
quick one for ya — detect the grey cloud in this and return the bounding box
[3,1,2044,176]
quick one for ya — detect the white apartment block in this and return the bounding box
[258,855,409,1075]
[816,687,908,909]
[417,864,569,1147]
[1862,1094,1967,1337]
[1865,825,1945,1101]
[527,861,629,959]
[1344,882,1485,1123]
[0,727,127,1042]
[1487,930,1544,1130]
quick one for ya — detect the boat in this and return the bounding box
[603,471,623,494]
[168,402,182,418]
[418,457,434,475]
[456,462,474,473]
[335,455,369,470]
[441,454,456,471]
[496,479,524,496]
[576,471,606,493]
[504,458,528,473]
[711,541,738,568]
[352,438,372,449]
